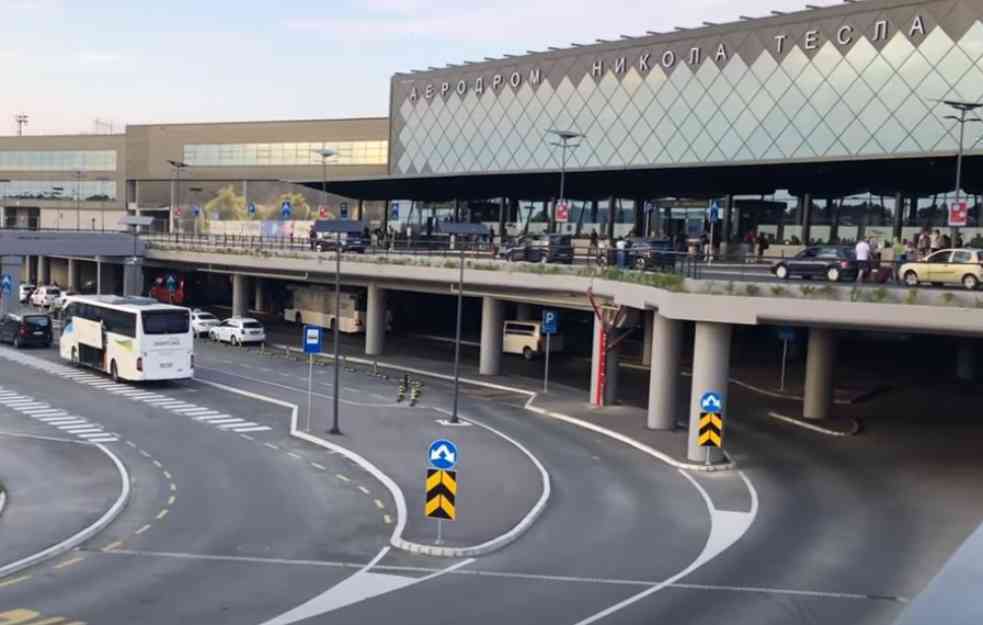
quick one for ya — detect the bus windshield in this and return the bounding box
[142,310,190,335]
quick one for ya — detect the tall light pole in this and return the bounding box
[167,160,189,234]
[450,248,464,424]
[943,100,983,236]
[312,148,341,435]
[547,129,582,234]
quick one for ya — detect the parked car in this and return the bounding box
[190,309,221,338]
[500,235,574,264]
[18,283,35,304]
[314,232,367,253]
[502,320,564,360]
[29,285,62,308]
[597,238,675,271]
[0,312,53,348]
[771,246,859,282]
[208,317,266,346]
[900,248,983,290]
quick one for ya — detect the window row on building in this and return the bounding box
[0,150,117,172]
[183,141,389,167]
[0,180,117,202]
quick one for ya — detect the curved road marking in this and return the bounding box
[0,432,131,579]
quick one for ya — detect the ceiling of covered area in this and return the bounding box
[300,153,982,202]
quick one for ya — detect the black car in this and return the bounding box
[500,235,574,264]
[0,312,53,348]
[772,246,859,282]
[598,238,676,271]
[314,232,367,253]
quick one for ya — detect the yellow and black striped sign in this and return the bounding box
[425,469,457,520]
[698,412,723,448]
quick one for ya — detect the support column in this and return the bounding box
[357,199,364,221]
[723,195,734,247]
[633,198,644,237]
[801,193,812,244]
[604,340,620,405]
[498,197,507,244]
[607,196,616,244]
[893,192,904,243]
[803,327,837,420]
[98,260,119,295]
[37,256,49,285]
[123,257,143,296]
[232,274,247,318]
[687,322,732,462]
[253,278,265,313]
[0,256,22,316]
[515,302,533,321]
[956,341,975,382]
[67,258,80,292]
[479,296,504,376]
[641,310,654,366]
[365,284,387,356]
[648,314,683,430]
[454,199,461,222]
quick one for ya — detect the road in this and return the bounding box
[0,337,979,624]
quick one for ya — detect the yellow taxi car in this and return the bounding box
[900,248,983,290]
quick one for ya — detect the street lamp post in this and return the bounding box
[312,148,341,434]
[943,100,983,236]
[167,160,189,234]
[547,129,583,234]
[450,248,464,424]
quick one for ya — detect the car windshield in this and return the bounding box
[243,321,263,329]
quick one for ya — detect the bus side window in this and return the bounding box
[63,303,76,323]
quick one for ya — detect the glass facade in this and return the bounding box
[1,180,117,201]
[0,150,117,172]
[391,7,983,176]
[183,141,388,167]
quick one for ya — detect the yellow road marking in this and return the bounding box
[358,486,370,495]
[53,556,84,569]
[167,495,176,506]
[156,509,168,520]
[383,514,393,525]
[336,474,350,483]
[374,499,385,509]
[0,575,32,587]
[102,541,124,552]
[134,524,152,535]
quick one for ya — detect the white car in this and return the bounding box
[191,309,221,338]
[208,317,266,346]
[18,283,35,304]
[30,285,62,308]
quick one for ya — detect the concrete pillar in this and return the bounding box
[232,274,248,318]
[98,260,120,295]
[607,196,616,244]
[68,258,80,292]
[479,296,505,376]
[590,316,605,406]
[123,257,143,296]
[801,193,812,244]
[254,278,265,313]
[803,327,837,420]
[604,341,620,405]
[648,313,683,430]
[0,256,22,315]
[687,322,732,462]
[641,310,654,366]
[516,302,533,321]
[22,256,32,283]
[498,197,507,243]
[956,341,975,382]
[96,259,102,295]
[37,256,49,285]
[365,284,387,356]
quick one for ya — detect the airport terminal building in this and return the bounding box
[332,0,983,246]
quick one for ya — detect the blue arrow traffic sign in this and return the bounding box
[700,391,722,413]
[247,202,257,216]
[192,204,201,217]
[428,439,458,470]
[0,274,12,295]
[281,200,292,219]
[707,200,720,224]
[165,274,177,293]
[390,202,400,220]
[542,309,558,335]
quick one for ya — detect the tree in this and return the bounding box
[263,191,312,220]
[205,185,247,220]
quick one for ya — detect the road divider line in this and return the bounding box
[52,556,84,569]
[0,575,31,587]
[134,524,151,535]
[102,541,124,552]
[156,509,168,520]
[0,432,131,579]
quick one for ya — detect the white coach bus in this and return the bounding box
[60,295,194,382]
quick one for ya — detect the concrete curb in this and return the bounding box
[767,411,862,437]
[195,377,551,558]
[0,487,6,519]
[270,344,736,472]
[0,434,131,579]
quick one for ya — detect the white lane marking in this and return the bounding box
[60,425,101,432]
[217,421,254,430]
[143,398,177,404]
[205,418,245,426]
[55,421,91,428]
[357,486,370,495]
[20,407,53,414]
[233,425,272,432]
[311,463,326,471]
[26,410,66,417]
[40,416,82,423]
[183,409,220,417]
[85,437,119,443]
[129,393,163,399]
[170,406,208,413]
[194,414,233,421]
[571,471,759,625]
[76,431,113,438]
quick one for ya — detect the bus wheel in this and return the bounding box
[522,346,534,360]
[111,360,119,382]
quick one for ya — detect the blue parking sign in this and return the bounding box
[303,325,322,354]
[192,204,201,217]
[542,309,558,335]
[390,202,399,220]
[708,200,720,223]
[247,202,257,216]
[281,200,292,219]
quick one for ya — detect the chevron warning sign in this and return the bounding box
[425,469,457,520]
[698,412,723,448]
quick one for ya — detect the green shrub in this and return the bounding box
[871,287,889,303]
[942,292,958,306]
[770,285,787,297]
[904,289,919,305]
[799,285,817,297]
[744,284,760,297]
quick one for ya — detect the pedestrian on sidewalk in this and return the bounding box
[855,237,871,283]
[756,231,769,261]
[930,229,942,253]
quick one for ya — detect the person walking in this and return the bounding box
[930,229,942,254]
[308,224,317,251]
[756,231,769,261]
[588,229,599,263]
[917,229,931,260]
[855,236,871,283]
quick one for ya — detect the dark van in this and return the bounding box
[0,312,53,348]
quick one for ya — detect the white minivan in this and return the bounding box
[502,320,564,360]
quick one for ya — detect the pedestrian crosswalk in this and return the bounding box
[0,386,118,443]
[0,348,272,435]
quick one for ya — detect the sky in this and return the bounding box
[0,0,841,135]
